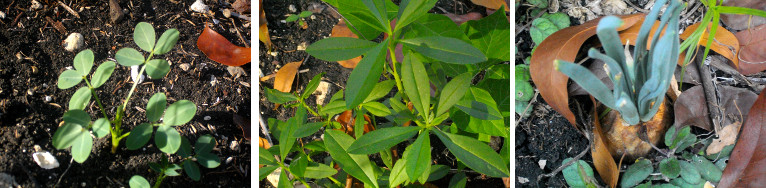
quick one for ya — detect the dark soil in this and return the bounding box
[0,0,251,187]
[259,0,506,187]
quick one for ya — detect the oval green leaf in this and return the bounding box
[363,80,395,103]
[432,129,509,177]
[90,61,116,88]
[362,102,391,117]
[155,125,181,154]
[196,152,220,168]
[306,37,379,62]
[71,130,93,163]
[63,109,91,127]
[660,158,681,179]
[57,69,83,89]
[345,40,388,109]
[400,36,487,64]
[145,59,169,79]
[184,161,201,181]
[194,134,215,154]
[52,123,84,149]
[129,175,150,188]
[92,118,110,138]
[115,48,145,66]
[69,87,91,110]
[323,129,378,187]
[154,29,180,55]
[405,132,431,182]
[562,158,596,187]
[163,100,197,126]
[347,126,421,155]
[401,53,431,119]
[621,158,653,188]
[134,22,156,52]
[177,137,193,158]
[73,49,94,76]
[126,123,153,150]
[146,93,167,122]
[679,160,702,184]
[437,72,472,116]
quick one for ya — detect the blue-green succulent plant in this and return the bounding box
[554,0,684,125]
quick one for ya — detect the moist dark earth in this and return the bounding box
[1,0,251,187]
[259,0,507,187]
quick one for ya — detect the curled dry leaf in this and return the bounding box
[232,0,250,14]
[679,22,740,68]
[530,13,645,126]
[331,20,363,68]
[259,0,273,51]
[198,25,252,66]
[233,114,250,140]
[273,61,302,93]
[590,97,620,188]
[720,0,766,30]
[335,110,374,138]
[707,121,741,155]
[735,24,766,75]
[673,85,756,131]
[259,136,270,149]
[470,0,510,11]
[719,87,766,187]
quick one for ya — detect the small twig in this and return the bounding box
[515,91,539,127]
[681,0,703,23]
[58,1,80,19]
[697,53,722,133]
[624,0,649,13]
[230,18,250,48]
[516,10,546,36]
[54,158,75,188]
[536,144,591,182]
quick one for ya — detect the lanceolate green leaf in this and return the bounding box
[395,0,439,32]
[156,125,181,154]
[260,147,277,166]
[405,14,469,41]
[306,37,378,61]
[58,69,83,89]
[432,129,509,177]
[303,162,338,179]
[401,53,431,119]
[363,0,390,33]
[71,130,93,163]
[69,87,91,110]
[436,72,472,116]
[554,60,617,109]
[292,122,324,138]
[163,100,197,126]
[362,102,392,117]
[390,158,409,187]
[115,48,145,66]
[259,166,279,181]
[145,59,170,79]
[302,73,325,99]
[324,130,378,187]
[279,113,301,161]
[460,7,511,62]
[289,154,309,177]
[456,101,503,120]
[126,123,153,150]
[404,132,431,182]
[347,126,421,154]
[346,39,388,109]
[90,61,116,88]
[264,87,299,104]
[363,80,395,103]
[319,100,347,116]
[154,29,180,55]
[146,93,167,122]
[134,22,156,52]
[400,36,487,64]
[73,49,94,77]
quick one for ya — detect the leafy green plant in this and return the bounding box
[554,0,683,125]
[286,11,313,28]
[561,158,597,188]
[262,0,510,187]
[129,134,220,188]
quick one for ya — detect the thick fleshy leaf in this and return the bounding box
[69,87,91,110]
[154,29,179,55]
[197,26,250,66]
[395,0,438,32]
[345,40,387,109]
[197,152,221,168]
[405,132,431,182]
[323,130,378,187]
[115,48,145,66]
[460,7,510,62]
[129,176,150,188]
[92,118,110,138]
[432,129,509,177]
[303,162,338,179]
[134,22,156,52]
[436,72,472,116]
[73,49,94,77]
[306,37,378,62]
[163,100,197,126]
[273,61,302,93]
[126,123,153,150]
[52,123,84,149]
[156,125,181,154]
[90,61,115,88]
[530,14,645,126]
[195,134,216,154]
[144,59,169,79]
[401,53,431,119]
[58,69,83,89]
[146,93,167,122]
[347,126,420,155]
[184,161,201,181]
[400,36,487,64]
[71,130,93,163]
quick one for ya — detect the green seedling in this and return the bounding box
[53,22,185,163]
[125,93,197,154]
[286,11,313,28]
[262,0,511,187]
[129,135,220,188]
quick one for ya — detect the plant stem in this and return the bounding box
[301,99,320,117]
[122,64,148,112]
[387,39,404,97]
[279,162,310,188]
[83,79,109,120]
[152,173,166,188]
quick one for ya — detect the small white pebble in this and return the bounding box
[230,140,239,151]
[518,177,529,184]
[64,33,84,52]
[131,65,144,84]
[310,15,316,20]
[225,157,233,164]
[33,151,59,169]
[44,96,52,102]
[30,0,42,10]
[81,182,86,187]
[0,11,5,19]
[280,20,286,23]
[538,160,547,169]
[210,75,217,86]
[190,0,209,13]
[288,4,297,12]
[204,116,211,121]
[222,9,232,18]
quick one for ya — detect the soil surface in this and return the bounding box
[259,0,507,187]
[0,0,251,187]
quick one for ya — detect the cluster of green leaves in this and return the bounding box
[125,93,197,154]
[129,135,220,188]
[262,0,510,187]
[286,11,313,28]
[555,0,683,125]
[529,12,570,48]
[515,64,533,117]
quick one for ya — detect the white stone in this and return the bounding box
[179,63,191,71]
[130,65,144,84]
[267,167,282,187]
[225,156,233,164]
[222,9,232,18]
[204,116,211,121]
[538,159,547,169]
[33,151,59,169]
[63,33,84,52]
[230,140,239,151]
[289,4,297,12]
[30,0,42,10]
[296,42,308,51]
[313,81,331,105]
[44,96,52,102]
[0,11,5,19]
[518,177,529,184]
[190,0,209,13]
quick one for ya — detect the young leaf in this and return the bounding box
[363,80,395,103]
[145,59,170,79]
[115,48,145,66]
[461,7,511,62]
[197,26,250,66]
[436,72,472,116]
[289,154,308,177]
[404,132,431,182]
[448,172,467,188]
[92,118,110,138]
[292,122,324,138]
[68,87,91,110]
[347,126,420,155]
[197,152,220,168]
[362,0,390,33]
[126,123,153,150]
[660,158,681,179]
[264,87,299,104]
[178,137,193,158]
[73,49,94,77]
[71,130,93,163]
[562,158,595,187]
[432,129,509,177]
[154,29,180,55]
[90,61,116,88]
[129,175,150,188]
[155,125,181,154]
[323,130,379,187]
[278,107,304,161]
[303,162,338,179]
[195,134,216,154]
[184,161,201,181]
[259,166,279,181]
[400,36,487,64]
[362,102,392,117]
[401,53,431,119]
[299,11,312,18]
[63,109,91,127]
[165,164,182,176]
[621,158,653,188]
[301,72,325,99]
[146,93,167,122]
[395,0,439,32]
[58,69,83,89]
[345,40,388,109]
[390,158,409,187]
[134,22,156,52]
[285,14,300,22]
[163,100,197,126]
[52,123,84,149]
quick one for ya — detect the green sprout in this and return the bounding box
[129,134,220,188]
[286,11,313,28]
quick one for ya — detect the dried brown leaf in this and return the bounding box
[591,97,620,188]
[331,20,362,68]
[334,110,374,138]
[679,22,740,68]
[673,85,757,131]
[707,121,741,155]
[233,0,250,14]
[719,87,766,187]
[530,13,645,126]
[720,0,766,30]
[259,0,273,51]
[198,25,252,66]
[735,24,766,75]
[444,12,484,26]
[470,0,510,11]
[273,61,302,93]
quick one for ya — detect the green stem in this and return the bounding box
[122,64,148,112]
[279,162,310,188]
[387,39,404,98]
[152,173,166,188]
[83,79,110,120]
[301,99,320,117]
